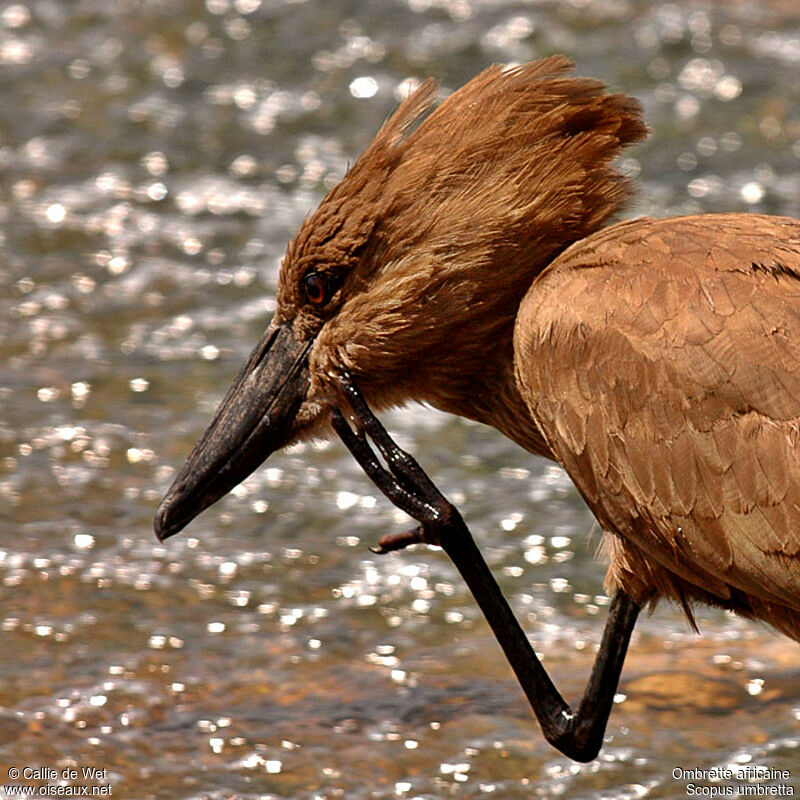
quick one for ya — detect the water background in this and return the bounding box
[2,0,800,797]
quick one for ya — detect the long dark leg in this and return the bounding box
[331,372,640,762]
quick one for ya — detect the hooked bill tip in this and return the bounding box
[153,495,181,542]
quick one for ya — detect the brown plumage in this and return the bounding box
[516,214,800,639]
[277,56,646,455]
[155,56,800,760]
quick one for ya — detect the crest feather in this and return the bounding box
[281,55,647,317]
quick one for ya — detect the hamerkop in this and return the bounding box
[155,56,800,761]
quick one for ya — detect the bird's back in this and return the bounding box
[514,213,800,639]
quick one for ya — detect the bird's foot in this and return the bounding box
[330,370,463,553]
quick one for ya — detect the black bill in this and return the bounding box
[154,321,311,541]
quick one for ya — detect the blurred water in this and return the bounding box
[1,1,800,798]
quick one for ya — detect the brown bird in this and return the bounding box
[154,56,800,762]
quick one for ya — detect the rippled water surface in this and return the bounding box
[2,1,800,798]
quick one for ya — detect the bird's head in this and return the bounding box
[154,55,646,540]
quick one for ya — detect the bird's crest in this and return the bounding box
[278,55,647,323]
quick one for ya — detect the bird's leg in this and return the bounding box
[331,370,641,762]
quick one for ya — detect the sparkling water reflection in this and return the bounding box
[1,0,800,798]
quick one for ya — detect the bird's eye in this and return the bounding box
[303,272,329,306]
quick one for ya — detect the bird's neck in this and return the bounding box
[425,322,554,459]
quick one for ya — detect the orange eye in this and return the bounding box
[303,272,328,305]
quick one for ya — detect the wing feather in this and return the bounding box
[515,213,800,617]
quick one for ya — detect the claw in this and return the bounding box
[332,410,431,520]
